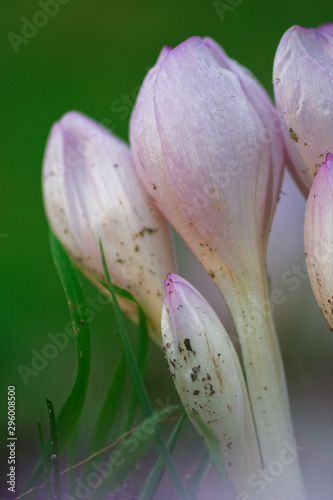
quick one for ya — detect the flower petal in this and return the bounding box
[274,25,333,195]
[304,153,333,329]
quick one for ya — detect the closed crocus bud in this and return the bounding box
[304,153,333,330]
[273,25,333,196]
[42,111,176,341]
[162,273,261,497]
[130,36,284,285]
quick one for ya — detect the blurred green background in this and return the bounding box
[1,1,333,498]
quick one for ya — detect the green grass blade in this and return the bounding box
[66,425,79,495]
[124,305,149,431]
[138,411,187,500]
[95,277,134,302]
[187,450,213,494]
[88,406,179,500]
[36,419,51,500]
[27,232,91,489]
[96,280,150,432]
[95,279,150,432]
[49,231,91,450]
[136,306,149,372]
[99,240,190,500]
[89,353,127,453]
[186,474,198,500]
[46,399,61,500]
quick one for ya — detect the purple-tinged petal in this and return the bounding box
[274,25,333,195]
[318,23,333,37]
[305,152,333,329]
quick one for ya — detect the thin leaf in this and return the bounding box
[14,411,179,500]
[99,240,190,500]
[27,232,91,488]
[123,306,149,431]
[88,406,179,500]
[36,419,51,500]
[49,231,91,449]
[96,281,150,432]
[185,474,198,500]
[89,353,127,453]
[188,450,213,495]
[136,306,149,372]
[97,277,136,302]
[46,399,61,500]
[66,423,79,495]
[138,411,187,500]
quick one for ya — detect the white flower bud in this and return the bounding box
[162,273,261,496]
[42,111,176,340]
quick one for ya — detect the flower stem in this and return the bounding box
[216,268,306,500]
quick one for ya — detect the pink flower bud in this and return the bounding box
[162,273,261,496]
[42,111,176,339]
[273,25,333,196]
[130,36,284,285]
[304,153,333,330]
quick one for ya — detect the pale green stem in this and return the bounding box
[215,266,306,500]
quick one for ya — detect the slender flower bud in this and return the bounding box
[42,111,176,340]
[162,273,261,496]
[304,153,333,330]
[273,25,333,196]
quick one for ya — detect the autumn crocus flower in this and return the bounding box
[130,36,306,497]
[273,25,333,196]
[304,153,333,330]
[162,273,261,497]
[42,111,176,340]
